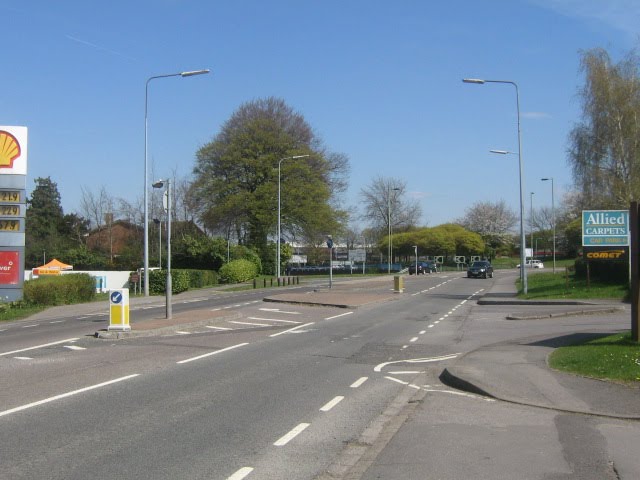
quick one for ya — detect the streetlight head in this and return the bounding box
[181,69,210,77]
[489,149,510,155]
[152,180,165,188]
[541,178,550,182]
[291,154,310,159]
[463,78,485,84]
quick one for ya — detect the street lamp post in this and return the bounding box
[530,191,535,257]
[153,179,172,319]
[143,69,210,297]
[541,177,556,273]
[277,154,310,279]
[465,78,527,294]
[388,186,400,274]
[412,245,418,275]
[153,218,161,268]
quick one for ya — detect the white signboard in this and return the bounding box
[348,249,366,262]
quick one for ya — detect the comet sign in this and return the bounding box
[582,210,629,247]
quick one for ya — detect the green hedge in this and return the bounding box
[145,269,218,294]
[574,259,628,283]
[219,259,258,283]
[24,274,96,306]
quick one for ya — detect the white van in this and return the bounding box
[517,259,544,269]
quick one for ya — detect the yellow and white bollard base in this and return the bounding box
[108,289,130,331]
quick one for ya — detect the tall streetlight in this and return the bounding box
[466,77,527,294]
[530,191,535,256]
[152,179,172,319]
[143,69,210,296]
[412,245,418,275]
[153,218,161,268]
[388,186,400,273]
[277,154,310,279]
[541,177,556,273]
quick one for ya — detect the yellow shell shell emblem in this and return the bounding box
[0,131,21,169]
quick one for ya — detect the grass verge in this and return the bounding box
[548,332,640,384]
[518,271,629,301]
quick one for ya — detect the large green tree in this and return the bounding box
[569,47,640,208]
[25,177,89,268]
[192,97,349,272]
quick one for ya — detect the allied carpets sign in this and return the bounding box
[582,210,629,247]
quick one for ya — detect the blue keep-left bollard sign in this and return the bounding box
[110,291,123,304]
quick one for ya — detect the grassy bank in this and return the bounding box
[518,270,629,301]
[549,332,640,383]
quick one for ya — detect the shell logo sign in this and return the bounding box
[0,127,27,175]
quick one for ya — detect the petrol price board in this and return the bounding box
[0,126,27,301]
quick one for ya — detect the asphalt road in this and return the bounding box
[0,272,637,479]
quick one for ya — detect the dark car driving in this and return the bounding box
[409,261,437,275]
[467,260,493,278]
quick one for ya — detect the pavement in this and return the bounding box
[440,274,639,420]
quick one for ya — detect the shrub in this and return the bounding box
[182,269,219,288]
[574,259,628,283]
[24,274,96,306]
[219,259,258,284]
[148,269,191,295]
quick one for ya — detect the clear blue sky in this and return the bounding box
[1,0,638,229]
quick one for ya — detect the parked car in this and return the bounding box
[467,261,494,279]
[408,261,437,275]
[517,259,544,269]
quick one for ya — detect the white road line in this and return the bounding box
[325,312,353,320]
[248,317,300,324]
[320,396,344,412]
[21,324,39,329]
[428,325,434,328]
[259,308,301,315]
[269,322,314,338]
[384,376,421,390]
[64,345,86,351]
[419,330,426,334]
[402,345,408,349]
[205,326,232,331]
[0,338,81,357]
[374,353,461,372]
[273,423,310,446]
[177,343,248,364]
[409,337,418,343]
[0,374,140,418]
[13,356,32,360]
[424,387,495,401]
[229,321,271,327]
[211,308,221,311]
[175,331,191,335]
[227,467,254,480]
[350,377,368,388]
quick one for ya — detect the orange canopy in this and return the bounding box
[38,258,73,270]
